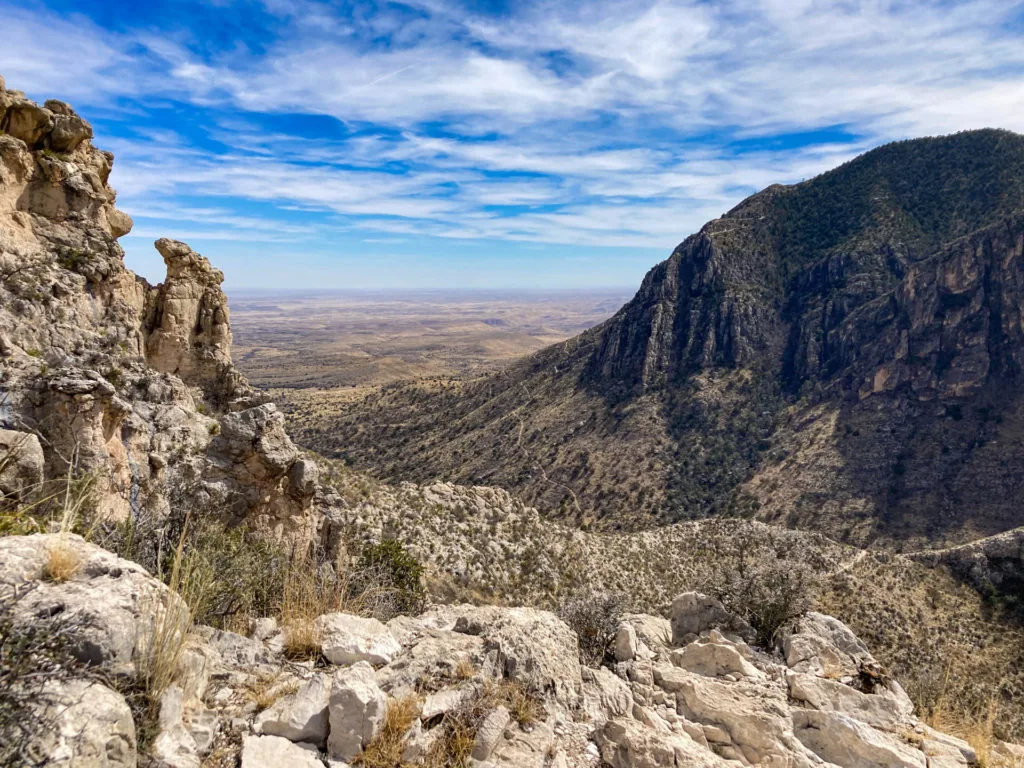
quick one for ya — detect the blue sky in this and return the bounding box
[3,0,1024,290]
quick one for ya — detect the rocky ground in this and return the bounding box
[7,532,1023,768]
[2,79,1024,767]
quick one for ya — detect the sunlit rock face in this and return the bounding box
[0,78,319,548]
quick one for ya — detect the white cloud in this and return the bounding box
[4,0,1024,269]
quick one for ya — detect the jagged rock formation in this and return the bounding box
[318,129,1024,548]
[0,79,319,544]
[5,533,1015,768]
[145,237,245,404]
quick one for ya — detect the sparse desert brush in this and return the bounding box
[557,588,629,666]
[355,694,421,767]
[425,709,477,768]
[424,679,543,767]
[0,585,90,765]
[487,679,544,727]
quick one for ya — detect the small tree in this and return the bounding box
[699,528,819,647]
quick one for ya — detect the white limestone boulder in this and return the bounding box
[327,661,386,761]
[255,672,331,746]
[315,613,401,666]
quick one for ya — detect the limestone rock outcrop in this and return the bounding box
[3,539,1002,768]
[145,238,242,403]
[0,77,322,547]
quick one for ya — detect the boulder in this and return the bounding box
[782,612,873,679]
[786,671,912,730]
[488,717,556,767]
[3,100,52,147]
[471,705,510,760]
[376,626,483,696]
[793,708,927,768]
[669,592,755,645]
[613,621,638,662]
[0,429,44,498]
[315,613,401,666]
[597,717,729,768]
[582,665,633,720]
[49,112,93,153]
[150,685,200,768]
[0,534,186,673]
[421,686,473,721]
[241,735,322,768]
[255,672,331,745]
[35,678,137,768]
[453,606,582,707]
[670,673,805,765]
[671,637,763,680]
[327,661,386,761]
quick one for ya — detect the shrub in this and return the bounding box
[698,531,819,646]
[352,539,426,619]
[557,588,629,666]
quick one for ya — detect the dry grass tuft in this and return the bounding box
[488,680,544,727]
[923,663,1004,768]
[423,679,544,768]
[355,695,421,767]
[454,658,476,681]
[243,673,299,712]
[280,563,329,661]
[134,517,204,710]
[424,713,477,768]
[42,539,80,582]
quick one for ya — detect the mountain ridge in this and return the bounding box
[313,128,1024,547]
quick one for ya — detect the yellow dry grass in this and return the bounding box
[243,673,300,712]
[42,539,80,582]
[355,695,421,767]
[135,516,204,710]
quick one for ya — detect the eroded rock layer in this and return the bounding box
[0,79,319,545]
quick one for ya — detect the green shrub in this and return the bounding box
[353,539,426,619]
[698,530,819,646]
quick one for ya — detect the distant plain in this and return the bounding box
[230,288,633,419]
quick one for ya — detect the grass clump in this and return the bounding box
[42,539,81,582]
[243,673,300,712]
[424,680,544,768]
[355,695,421,767]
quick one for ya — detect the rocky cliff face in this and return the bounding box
[322,129,1024,547]
[0,78,319,545]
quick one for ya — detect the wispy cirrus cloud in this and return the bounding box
[2,0,1024,288]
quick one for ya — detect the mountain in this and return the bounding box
[314,129,1024,548]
